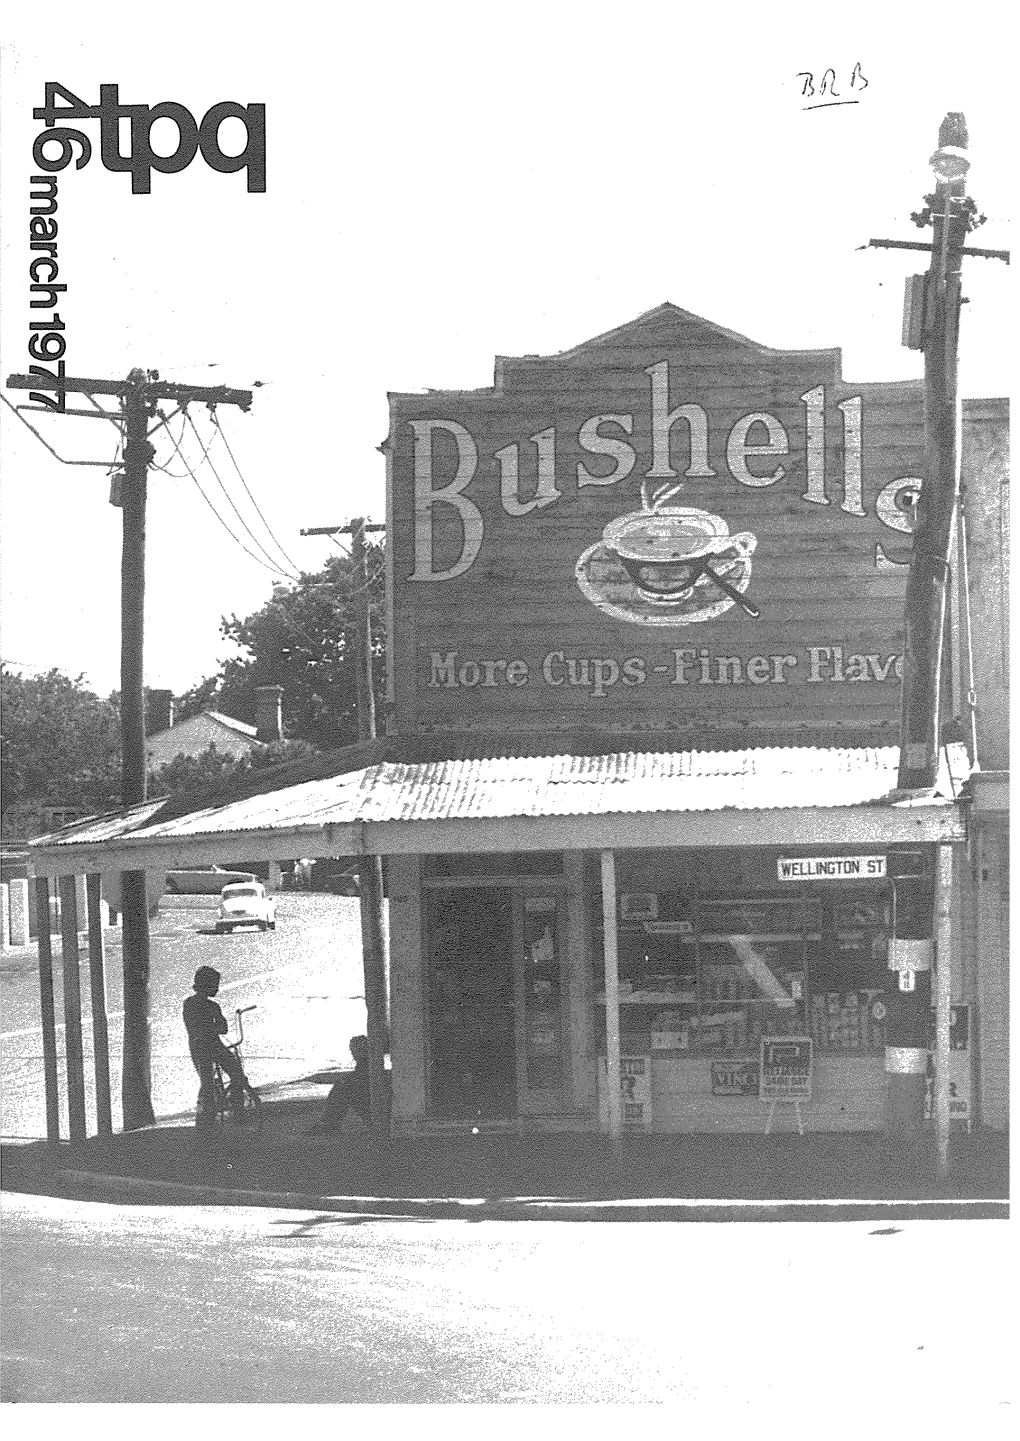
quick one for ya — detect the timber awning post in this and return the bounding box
[600,849,622,1138]
[58,875,88,1143]
[34,877,61,1143]
[86,873,113,1137]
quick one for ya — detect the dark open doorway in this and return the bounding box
[426,886,517,1119]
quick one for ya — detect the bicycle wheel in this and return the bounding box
[234,1085,263,1135]
[207,1067,231,1128]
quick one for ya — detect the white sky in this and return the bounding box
[0,1,1012,700]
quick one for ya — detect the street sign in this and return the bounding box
[777,855,887,881]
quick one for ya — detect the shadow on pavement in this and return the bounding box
[1,1086,1008,1213]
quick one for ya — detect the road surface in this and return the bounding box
[3,1194,1014,1408]
[1,894,371,1137]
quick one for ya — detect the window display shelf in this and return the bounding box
[597,990,698,1005]
[700,932,821,943]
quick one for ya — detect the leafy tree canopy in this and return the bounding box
[0,667,121,837]
[175,546,385,751]
[148,737,318,807]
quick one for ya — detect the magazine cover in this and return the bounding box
[0,1,1011,1416]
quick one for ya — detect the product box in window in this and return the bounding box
[651,1009,689,1050]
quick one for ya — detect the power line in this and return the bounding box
[212,411,302,575]
[150,410,194,477]
[184,410,301,581]
[185,466,298,582]
[159,411,297,582]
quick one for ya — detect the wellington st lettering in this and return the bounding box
[428,646,904,697]
[406,363,923,582]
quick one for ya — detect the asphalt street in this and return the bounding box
[0,894,370,1138]
[3,1193,1014,1408]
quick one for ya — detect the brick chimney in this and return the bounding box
[255,685,284,743]
[146,688,175,736]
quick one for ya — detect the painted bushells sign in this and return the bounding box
[386,305,923,736]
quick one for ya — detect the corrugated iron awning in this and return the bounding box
[27,744,970,876]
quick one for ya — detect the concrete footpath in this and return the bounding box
[1,1079,1009,1223]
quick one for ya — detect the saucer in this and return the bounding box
[575,541,754,626]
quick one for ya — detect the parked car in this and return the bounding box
[307,861,361,895]
[165,866,256,895]
[216,882,277,934]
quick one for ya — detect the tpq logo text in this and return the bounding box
[32,83,266,193]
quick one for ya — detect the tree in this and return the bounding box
[148,737,318,804]
[0,668,121,837]
[177,544,386,750]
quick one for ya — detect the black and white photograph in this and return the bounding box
[0,0,1012,1418]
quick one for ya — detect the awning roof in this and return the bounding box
[28,743,971,876]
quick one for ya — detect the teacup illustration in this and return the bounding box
[607,506,758,613]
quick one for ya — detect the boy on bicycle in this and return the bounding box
[183,966,250,1127]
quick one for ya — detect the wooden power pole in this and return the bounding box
[350,517,390,1139]
[5,367,253,1129]
[897,114,969,793]
[867,114,1007,1153]
[302,517,390,1136]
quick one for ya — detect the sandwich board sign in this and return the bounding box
[760,1036,813,1134]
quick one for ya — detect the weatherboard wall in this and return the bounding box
[386,305,924,741]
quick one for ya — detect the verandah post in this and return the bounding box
[601,849,622,1138]
[58,875,88,1143]
[34,877,61,1143]
[86,873,113,1138]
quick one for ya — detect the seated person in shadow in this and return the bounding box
[307,1034,381,1134]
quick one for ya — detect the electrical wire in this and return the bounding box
[186,468,299,582]
[158,409,298,582]
[211,411,302,574]
[184,410,301,581]
[150,411,194,477]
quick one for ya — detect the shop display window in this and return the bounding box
[595,884,890,1058]
[521,896,564,1090]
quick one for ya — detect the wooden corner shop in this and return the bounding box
[379,302,1008,1137]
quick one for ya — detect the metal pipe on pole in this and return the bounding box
[933,844,954,1180]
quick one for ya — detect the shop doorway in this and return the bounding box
[426,887,517,1119]
[425,882,571,1121]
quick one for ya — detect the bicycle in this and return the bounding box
[209,1004,263,1133]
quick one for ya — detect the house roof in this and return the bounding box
[28,743,971,875]
[146,710,259,744]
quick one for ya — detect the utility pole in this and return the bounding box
[301,518,390,1136]
[351,517,389,1139]
[866,115,1007,1162]
[899,114,969,794]
[120,369,155,1126]
[5,368,252,1129]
